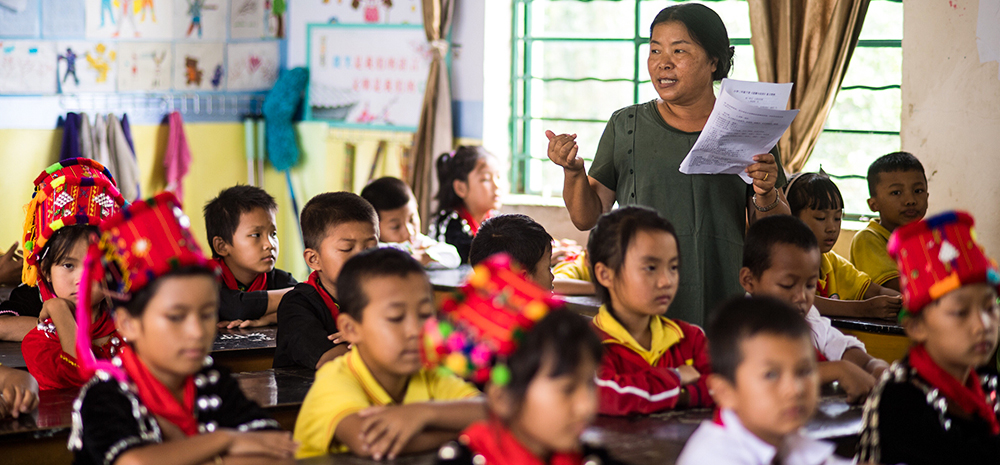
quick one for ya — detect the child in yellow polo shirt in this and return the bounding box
[294,248,484,459]
[785,172,903,320]
[851,152,928,292]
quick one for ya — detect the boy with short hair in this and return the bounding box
[468,214,554,290]
[293,248,484,459]
[360,177,461,269]
[677,296,853,465]
[740,215,888,403]
[273,192,379,370]
[857,211,1000,464]
[204,185,297,327]
[851,151,929,292]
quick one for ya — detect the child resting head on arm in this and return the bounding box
[20,158,127,390]
[784,172,902,320]
[740,215,888,403]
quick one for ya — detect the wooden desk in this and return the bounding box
[297,395,862,465]
[829,317,909,363]
[0,367,315,465]
[428,267,602,317]
[0,326,278,372]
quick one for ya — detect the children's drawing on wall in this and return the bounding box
[173,42,225,91]
[307,25,431,130]
[230,0,265,39]
[117,42,172,91]
[264,0,285,38]
[175,0,226,40]
[0,41,57,94]
[55,41,117,92]
[226,41,278,90]
[85,0,173,39]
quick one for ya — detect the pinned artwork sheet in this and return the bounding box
[679,79,799,183]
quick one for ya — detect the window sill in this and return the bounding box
[503,194,568,208]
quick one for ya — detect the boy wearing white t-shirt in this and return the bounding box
[739,215,889,403]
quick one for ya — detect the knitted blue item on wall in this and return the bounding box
[262,67,309,172]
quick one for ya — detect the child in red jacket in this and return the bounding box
[588,206,713,415]
[19,159,127,390]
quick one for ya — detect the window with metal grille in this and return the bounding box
[508,0,901,220]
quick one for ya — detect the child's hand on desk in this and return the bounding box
[676,365,701,385]
[0,367,38,418]
[357,404,429,460]
[219,313,278,329]
[830,361,877,403]
[862,295,902,320]
[227,430,298,458]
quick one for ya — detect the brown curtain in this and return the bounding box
[410,0,455,232]
[748,0,869,173]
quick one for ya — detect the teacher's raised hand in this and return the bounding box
[746,152,780,196]
[546,130,584,172]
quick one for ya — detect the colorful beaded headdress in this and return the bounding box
[888,211,1000,318]
[421,253,562,385]
[75,192,219,380]
[22,158,126,297]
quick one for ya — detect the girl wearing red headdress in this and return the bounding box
[20,159,127,390]
[69,193,297,465]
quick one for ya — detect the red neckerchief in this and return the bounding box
[457,207,492,236]
[817,279,830,298]
[460,421,583,465]
[118,344,198,436]
[814,347,828,363]
[712,408,724,426]
[305,271,339,320]
[215,258,267,292]
[910,344,1000,434]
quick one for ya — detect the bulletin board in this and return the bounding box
[0,0,284,95]
[305,23,431,132]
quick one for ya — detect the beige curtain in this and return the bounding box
[748,0,869,173]
[410,0,455,232]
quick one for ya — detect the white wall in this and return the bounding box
[902,0,1000,256]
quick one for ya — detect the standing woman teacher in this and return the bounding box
[547,4,790,326]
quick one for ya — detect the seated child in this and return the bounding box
[428,146,502,264]
[0,280,43,341]
[857,211,1000,464]
[432,254,621,465]
[204,184,297,328]
[0,241,39,340]
[784,172,902,319]
[468,214,553,290]
[273,192,379,370]
[0,365,37,419]
[69,192,296,465]
[552,235,595,296]
[589,206,713,415]
[677,297,852,465]
[360,176,461,269]
[20,158,128,390]
[740,215,888,402]
[851,151,929,292]
[293,248,483,459]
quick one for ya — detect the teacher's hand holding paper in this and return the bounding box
[679,79,799,183]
